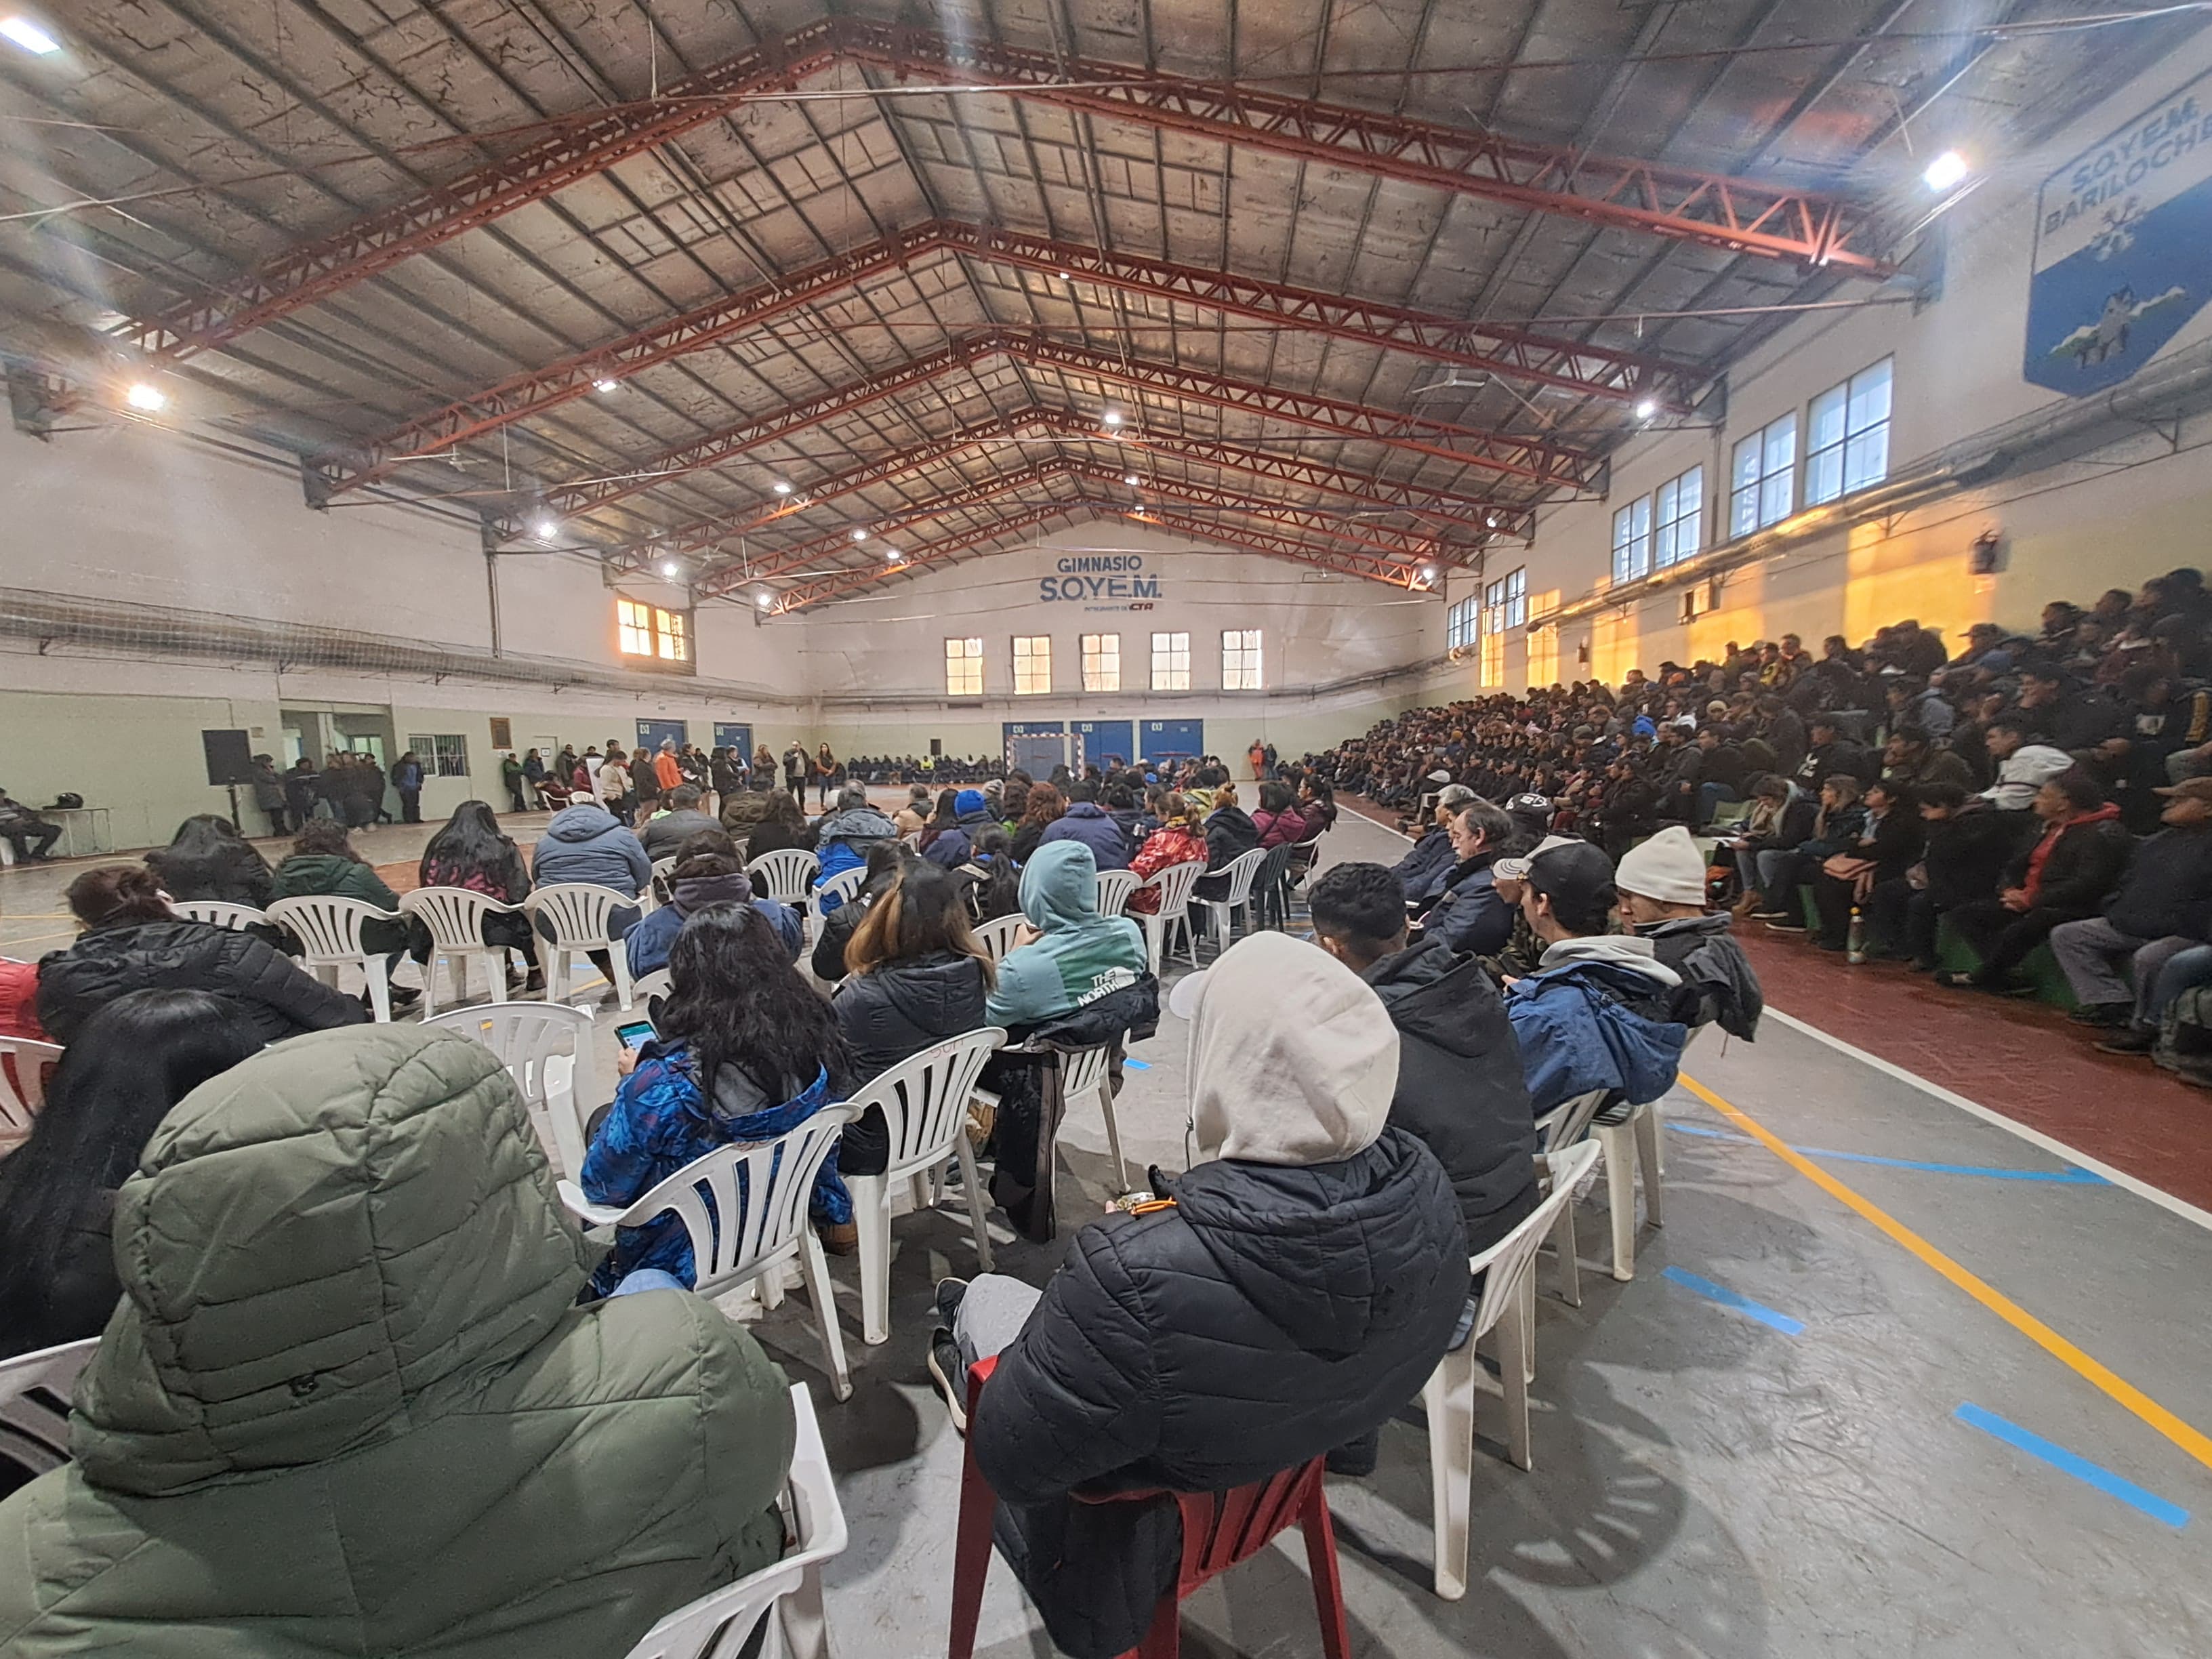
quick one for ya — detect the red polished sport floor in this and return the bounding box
[1341,794,2212,1211]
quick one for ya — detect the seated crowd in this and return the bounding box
[1314,567,2212,1072]
[0,702,1767,1654]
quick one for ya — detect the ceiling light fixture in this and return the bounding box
[1420,565,1438,582]
[771,480,793,495]
[1057,270,1072,281]
[124,382,167,412]
[593,377,620,394]
[1101,410,1123,427]
[1634,397,1658,420]
[1123,473,1140,485]
[0,16,60,54]
[1923,149,1969,192]
[756,591,773,609]
[851,527,869,541]
[659,558,679,577]
[884,547,903,563]
[1486,514,1500,528]
[532,515,558,542]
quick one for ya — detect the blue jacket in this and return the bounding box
[625,893,802,975]
[1393,827,1458,904]
[1037,802,1130,869]
[581,1046,843,1294]
[1422,857,1513,956]
[1504,937,1689,1113]
[532,802,652,895]
[923,807,999,869]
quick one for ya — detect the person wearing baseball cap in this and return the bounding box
[2047,774,2212,1048]
[1391,783,1478,907]
[1615,825,1763,1039]
[1500,837,1689,1113]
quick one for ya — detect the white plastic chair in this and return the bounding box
[1194,847,1269,957]
[561,1107,859,1400]
[0,1036,61,1157]
[619,1381,846,1659]
[747,848,819,905]
[0,1337,98,1481]
[1531,1088,1611,1307]
[1135,859,1204,972]
[633,967,674,1003]
[970,914,1026,964]
[169,900,269,932]
[844,1027,1006,1346]
[266,895,400,1021]
[523,883,638,1010]
[1057,1043,1126,1193]
[426,1002,596,1176]
[1093,868,1139,918]
[806,867,867,947]
[640,857,678,918]
[1594,1097,1666,1282]
[1424,1139,1602,1600]
[399,886,522,1015]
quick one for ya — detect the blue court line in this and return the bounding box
[1122,1058,1151,1071]
[1955,1404,2190,1528]
[1667,1122,2106,1184]
[1659,1267,1805,1335]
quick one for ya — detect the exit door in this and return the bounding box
[713,722,753,758]
[1073,720,1134,771]
[1141,720,1204,765]
[636,718,689,754]
[1004,721,1068,777]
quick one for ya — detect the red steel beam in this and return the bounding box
[760,503,1083,613]
[601,403,1522,573]
[124,21,848,361]
[316,222,1626,501]
[125,19,1887,367]
[846,22,1893,276]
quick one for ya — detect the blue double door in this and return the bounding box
[1073,720,1134,771]
[1140,720,1204,765]
[635,718,688,753]
[713,722,753,757]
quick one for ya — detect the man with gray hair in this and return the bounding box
[1391,782,1477,905]
[636,783,717,859]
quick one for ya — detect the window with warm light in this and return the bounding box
[1446,595,1478,653]
[1480,575,1512,687]
[1806,358,1893,506]
[616,597,690,667]
[1081,632,1120,692]
[1012,635,1052,695]
[1730,413,1797,537]
[1526,625,1559,689]
[1222,629,1263,691]
[1654,466,1704,570]
[1151,631,1191,691]
[1611,497,1652,584]
[945,636,984,697]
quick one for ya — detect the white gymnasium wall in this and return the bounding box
[1446,33,2212,695]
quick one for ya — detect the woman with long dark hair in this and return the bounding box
[917,787,961,855]
[831,861,994,1179]
[743,787,812,857]
[145,814,274,909]
[960,826,1023,922]
[1010,782,1067,864]
[580,903,856,1286]
[417,799,542,992]
[0,989,266,1359]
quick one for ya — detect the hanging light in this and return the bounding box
[125,382,167,412]
[532,515,558,542]
[659,558,680,577]
[772,480,794,495]
[0,17,60,54]
[1634,397,1658,420]
[1923,150,1970,192]
[756,590,773,609]
[851,527,869,541]
[592,377,620,394]
[1123,473,1141,485]
[884,546,903,563]
[1420,565,1438,582]
[1101,409,1123,427]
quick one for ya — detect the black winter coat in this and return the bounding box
[1921,805,2029,909]
[2103,825,2212,939]
[971,1128,1467,1659]
[144,842,276,909]
[1361,939,1538,1253]
[37,919,369,1046]
[1202,806,1260,870]
[2004,813,2134,916]
[830,949,989,1082]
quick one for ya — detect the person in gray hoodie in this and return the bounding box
[1614,826,1763,1040]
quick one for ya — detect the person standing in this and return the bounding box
[249,754,288,836]
[653,738,684,797]
[815,743,839,811]
[783,741,807,805]
[283,757,321,830]
[500,750,527,813]
[523,747,547,805]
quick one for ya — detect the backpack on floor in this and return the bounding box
[2152,983,2212,1086]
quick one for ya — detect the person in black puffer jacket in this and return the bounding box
[144,815,274,909]
[939,931,1465,1659]
[1191,783,1261,902]
[829,861,993,1178]
[811,841,909,982]
[36,865,367,1046]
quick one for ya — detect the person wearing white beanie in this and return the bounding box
[1617,825,1763,1039]
[929,930,1467,1659]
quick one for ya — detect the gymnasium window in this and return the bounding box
[945,636,984,697]
[1446,594,1478,653]
[1480,575,1512,687]
[406,735,468,777]
[1611,497,1652,584]
[616,597,689,664]
[1012,635,1051,695]
[1222,629,1263,691]
[1805,358,1893,506]
[1081,632,1121,692]
[1527,625,1559,689]
[1653,465,1704,570]
[1502,567,1526,628]
[1151,631,1191,691]
[1729,414,1797,538]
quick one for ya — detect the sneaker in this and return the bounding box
[927,1328,969,1435]
[2095,1027,2157,1055]
[1764,918,1809,933]
[2067,1002,2131,1028]
[1750,908,1792,921]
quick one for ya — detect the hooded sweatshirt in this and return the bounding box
[985,841,1149,1029]
[0,1025,794,1659]
[969,930,1465,1659]
[1504,933,1689,1112]
[624,872,802,975]
[1637,913,1763,1040]
[531,801,652,895]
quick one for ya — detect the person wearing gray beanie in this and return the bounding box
[1617,825,1763,1040]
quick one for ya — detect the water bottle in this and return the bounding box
[1845,905,1866,964]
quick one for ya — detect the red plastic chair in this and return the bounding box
[947,1357,1351,1659]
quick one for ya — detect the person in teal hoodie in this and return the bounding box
[985,841,1149,1031]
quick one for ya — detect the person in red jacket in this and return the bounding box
[1125,794,1209,916]
[0,959,45,1041]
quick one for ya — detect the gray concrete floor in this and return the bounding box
[7,800,2210,1656]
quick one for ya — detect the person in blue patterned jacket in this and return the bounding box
[581,902,857,1291]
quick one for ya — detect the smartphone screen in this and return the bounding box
[614,1019,657,1052]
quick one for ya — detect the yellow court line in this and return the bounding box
[1678,1071,2212,1475]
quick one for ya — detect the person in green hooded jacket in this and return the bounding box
[0,1023,797,1658]
[986,840,1149,1031]
[269,817,424,1007]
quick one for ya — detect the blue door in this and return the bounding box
[1141,719,1204,765]
[1073,720,1134,771]
[636,718,688,753]
[1004,721,1067,777]
[713,722,752,757]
